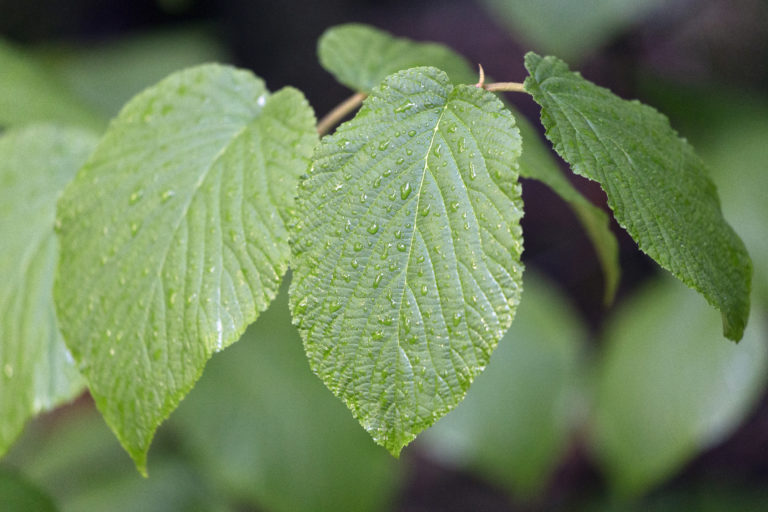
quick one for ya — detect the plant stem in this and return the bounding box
[474,64,527,93]
[317,92,367,136]
[482,82,527,93]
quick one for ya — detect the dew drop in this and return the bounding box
[420,284,428,296]
[452,312,462,326]
[295,297,308,314]
[400,182,412,200]
[129,189,144,205]
[329,301,342,313]
[373,273,384,288]
[367,222,379,234]
[353,242,363,252]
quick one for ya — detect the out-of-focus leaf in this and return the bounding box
[480,0,667,62]
[54,64,317,473]
[591,277,768,497]
[37,27,227,118]
[172,284,401,512]
[516,114,619,304]
[318,23,476,93]
[0,39,102,129]
[421,272,586,497]
[583,480,768,512]
[0,468,57,512]
[1,407,227,512]
[524,53,752,341]
[0,125,96,457]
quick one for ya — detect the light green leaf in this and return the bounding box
[480,0,666,62]
[524,53,751,341]
[420,272,586,497]
[290,66,525,455]
[54,64,317,473]
[172,284,401,512]
[0,125,95,457]
[0,40,103,129]
[516,114,620,303]
[318,24,618,300]
[318,23,477,93]
[591,277,768,496]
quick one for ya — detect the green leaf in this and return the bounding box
[591,277,768,496]
[696,96,768,305]
[421,272,586,497]
[318,24,619,300]
[480,0,665,62]
[523,53,752,341]
[54,64,317,473]
[516,113,620,303]
[290,66,524,455]
[36,26,228,119]
[173,284,401,512]
[0,39,103,129]
[0,468,57,512]
[0,125,95,457]
[2,406,227,512]
[318,23,477,93]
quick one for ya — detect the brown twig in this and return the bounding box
[316,92,367,136]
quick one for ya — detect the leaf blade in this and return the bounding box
[54,64,317,472]
[592,277,768,496]
[0,125,95,456]
[318,23,477,93]
[524,52,751,340]
[0,39,103,129]
[291,67,524,455]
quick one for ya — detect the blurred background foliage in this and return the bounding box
[1,0,767,510]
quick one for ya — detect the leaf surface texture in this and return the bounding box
[54,64,317,471]
[524,53,751,340]
[291,67,524,454]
